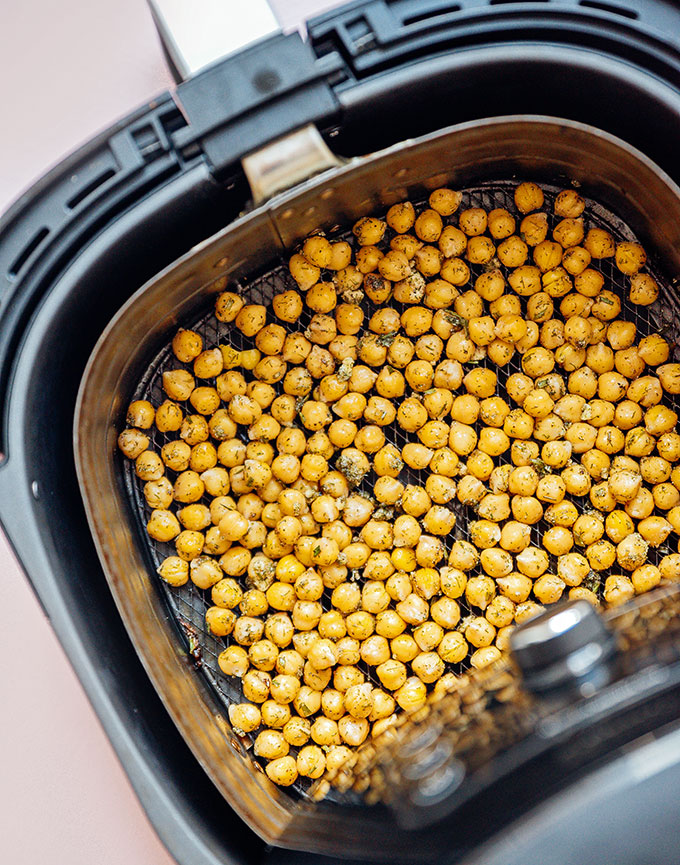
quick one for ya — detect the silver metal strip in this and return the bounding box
[148,0,280,79]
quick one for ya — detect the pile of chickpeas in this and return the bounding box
[118,181,680,789]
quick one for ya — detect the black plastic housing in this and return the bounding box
[3,1,680,864]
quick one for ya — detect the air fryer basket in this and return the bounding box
[75,116,680,858]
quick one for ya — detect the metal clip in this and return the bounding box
[242,124,343,205]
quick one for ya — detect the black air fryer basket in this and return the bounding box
[3,2,680,864]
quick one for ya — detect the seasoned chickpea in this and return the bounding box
[516,546,549,578]
[255,730,289,760]
[557,553,590,587]
[429,188,462,215]
[515,182,544,213]
[603,575,635,606]
[520,212,549,246]
[533,240,563,273]
[533,574,566,604]
[572,513,605,547]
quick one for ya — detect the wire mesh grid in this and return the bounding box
[123,180,680,802]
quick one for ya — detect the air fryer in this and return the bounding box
[2,2,680,865]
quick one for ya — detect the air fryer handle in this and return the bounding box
[147,0,280,81]
[152,0,346,202]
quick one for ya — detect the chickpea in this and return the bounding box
[555,553,589,587]
[118,428,150,460]
[516,546,549,578]
[553,217,584,248]
[627,271,659,306]
[562,246,591,275]
[583,227,614,259]
[603,575,635,606]
[534,574,566,605]
[465,616,496,649]
[515,182,544,213]
[520,211,549,246]
[509,265,542,296]
[429,188,462,215]
[533,240,563,273]
[414,208,443,242]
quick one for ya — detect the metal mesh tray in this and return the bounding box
[122,180,680,802]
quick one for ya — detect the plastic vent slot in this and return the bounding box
[66,169,117,211]
[8,227,49,279]
[403,4,463,27]
[579,0,639,20]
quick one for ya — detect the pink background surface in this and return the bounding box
[0,0,342,862]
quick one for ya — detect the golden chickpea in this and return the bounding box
[118,428,150,460]
[515,182,544,213]
[413,208,442,242]
[553,216,584,248]
[522,346,555,379]
[523,388,555,420]
[467,235,496,264]
[383,200,415,235]
[533,240,563,272]
[134,448,164,483]
[408,651,443,684]
[654,482,680,510]
[637,515,672,547]
[508,265,542,297]
[659,433,680,463]
[655,362,680,396]
[603,574,635,606]
[552,188,584,217]
[240,667,271,704]
[351,216,384,246]
[480,206,512,239]
[590,291,621,322]
[429,187,462,215]
[562,246,591,275]
[626,272,659,307]
[156,555,189,588]
[455,206,484,236]
[480,548,514,578]
[212,289,244,322]
[509,495,542,525]
[496,235,528,268]
[497,520,531,555]
[554,552,589,587]
[542,526,574,556]
[520,211,549,246]
[293,745,326,781]
[217,645,248,679]
[558,466,589,500]
[232,613,267,649]
[248,637,279,672]
[469,270,502,305]
[495,572,533,607]
[225,703,261,738]
[146,508,180,543]
[516,546,550,578]
[511,440,541,467]
[465,616,496,649]
[463,367,497,398]
[532,573,565,605]
[319,241,349,274]
[289,686,321,720]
